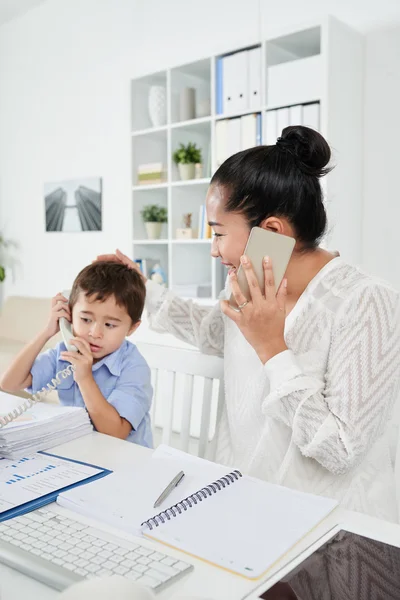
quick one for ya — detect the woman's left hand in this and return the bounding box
[60,338,94,384]
[220,255,288,364]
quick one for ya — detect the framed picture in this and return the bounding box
[44,177,102,232]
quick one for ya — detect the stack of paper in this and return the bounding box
[0,392,93,458]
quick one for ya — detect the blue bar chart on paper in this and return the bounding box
[0,453,109,520]
[4,457,57,484]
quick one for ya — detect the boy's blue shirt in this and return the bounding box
[26,339,153,448]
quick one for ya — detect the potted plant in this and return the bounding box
[0,234,15,283]
[140,204,168,240]
[173,142,202,181]
[0,234,16,307]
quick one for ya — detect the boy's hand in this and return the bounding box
[60,338,94,384]
[44,293,71,339]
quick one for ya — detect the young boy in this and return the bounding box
[0,262,153,447]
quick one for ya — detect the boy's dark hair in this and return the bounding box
[210,125,332,249]
[69,261,145,324]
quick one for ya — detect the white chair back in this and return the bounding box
[136,342,224,459]
[390,396,400,521]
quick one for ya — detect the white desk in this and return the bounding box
[1,432,400,600]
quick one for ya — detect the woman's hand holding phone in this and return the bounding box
[221,255,288,365]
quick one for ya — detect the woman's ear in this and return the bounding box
[259,217,285,235]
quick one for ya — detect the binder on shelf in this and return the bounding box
[265,110,277,145]
[256,113,262,146]
[215,119,229,167]
[233,50,248,113]
[247,47,262,110]
[289,104,303,126]
[227,117,242,158]
[302,102,320,132]
[198,205,212,239]
[276,107,290,137]
[215,57,223,115]
[198,205,206,239]
[222,53,235,114]
[223,51,248,114]
[240,114,257,151]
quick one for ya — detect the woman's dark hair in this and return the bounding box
[210,125,332,248]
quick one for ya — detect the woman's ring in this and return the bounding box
[237,300,249,310]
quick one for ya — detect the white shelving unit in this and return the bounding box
[130,16,363,303]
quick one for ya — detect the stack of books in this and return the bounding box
[0,391,93,459]
[134,258,158,278]
[137,163,165,185]
[198,205,212,239]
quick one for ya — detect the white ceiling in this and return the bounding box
[1,0,400,33]
[0,0,47,26]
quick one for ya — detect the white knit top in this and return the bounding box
[146,257,400,523]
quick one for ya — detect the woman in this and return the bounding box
[100,126,400,523]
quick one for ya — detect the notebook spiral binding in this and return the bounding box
[142,469,243,531]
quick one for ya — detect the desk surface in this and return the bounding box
[2,433,400,600]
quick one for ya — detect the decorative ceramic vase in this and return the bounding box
[196,98,211,118]
[179,87,196,121]
[148,86,166,127]
[194,163,203,179]
[178,163,196,180]
[145,222,162,239]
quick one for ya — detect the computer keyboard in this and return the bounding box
[0,507,193,592]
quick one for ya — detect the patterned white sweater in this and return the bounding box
[146,258,400,523]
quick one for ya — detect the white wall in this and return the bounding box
[0,0,266,299]
[363,24,400,289]
[0,0,400,299]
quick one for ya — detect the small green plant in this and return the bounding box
[173,142,202,165]
[0,234,15,283]
[140,204,168,223]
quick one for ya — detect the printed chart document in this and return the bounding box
[0,452,109,520]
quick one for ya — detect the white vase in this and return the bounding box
[145,222,162,239]
[178,163,196,181]
[179,87,196,121]
[148,86,166,127]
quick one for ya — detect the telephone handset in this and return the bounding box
[0,290,77,429]
[59,290,78,352]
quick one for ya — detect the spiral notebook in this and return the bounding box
[58,445,338,579]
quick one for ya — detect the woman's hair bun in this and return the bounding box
[276,125,331,177]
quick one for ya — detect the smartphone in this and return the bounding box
[229,227,295,308]
[60,290,77,352]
